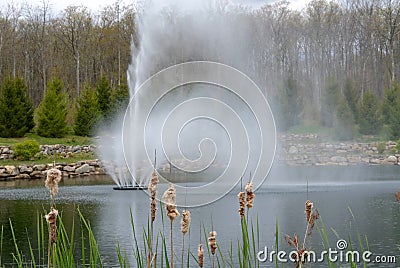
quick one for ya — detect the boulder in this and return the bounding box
[19,165,33,173]
[76,164,90,174]
[330,156,347,163]
[63,165,76,172]
[31,170,44,179]
[288,146,298,154]
[387,155,397,163]
[5,165,19,175]
[34,164,47,171]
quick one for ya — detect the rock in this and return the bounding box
[19,165,33,173]
[288,146,298,154]
[330,156,347,163]
[76,164,90,174]
[63,165,76,172]
[31,171,44,179]
[5,165,19,175]
[2,147,10,154]
[16,174,31,180]
[387,155,397,163]
[369,158,381,164]
[34,164,47,171]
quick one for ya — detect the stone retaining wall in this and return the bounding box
[0,160,105,181]
[0,144,95,160]
[278,135,399,166]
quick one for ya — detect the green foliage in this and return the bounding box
[383,82,400,139]
[96,76,112,123]
[321,78,340,128]
[343,78,360,121]
[36,78,68,138]
[110,83,130,116]
[0,77,34,138]
[358,90,382,135]
[276,77,302,131]
[74,85,101,136]
[334,96,355,140]
[377,142,386,154]
[14,140,40,160]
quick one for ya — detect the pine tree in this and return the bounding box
[382,81,400,124]
[96,76,112,123]
[321,78,340,127]
[36,78,68,137]
[343,78,360,121]
[74,85,101,136]
[358,90,383,135]
[276,77,302,131]
[0,77,34,137]
[334,96,354,140]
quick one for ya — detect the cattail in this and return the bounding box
[163,183,180,221]
[395,191,400,202]
[181,210,191,235]
[45,168,62,199]
[305,200,313,223]
[45,207,58,243]
[238,191,245,219]
[245,182,255,208]
[208,231,217,255]
[149,171,159,222]
[198,244,204,267]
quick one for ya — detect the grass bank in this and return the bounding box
[0,133,92,146]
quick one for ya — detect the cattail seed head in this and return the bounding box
[149,171,159,222]
[245,182,255,208]
[238,191,245,219]
[208,231,217,255]
[162,183,180,221]
[198,244,204,267]
[181,210,191,235]
[45,168,62,198]
[45,207,58,243]
[305,200,313,223]
[395,191,400,202]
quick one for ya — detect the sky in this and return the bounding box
[1,0,311,14]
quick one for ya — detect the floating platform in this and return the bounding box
[113,185,148,190]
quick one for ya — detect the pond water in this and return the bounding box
[0,166,399,267]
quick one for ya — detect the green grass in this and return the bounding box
[0,152,95,166]
[0,133,93,146]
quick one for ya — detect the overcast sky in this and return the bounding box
[1,0,310,14]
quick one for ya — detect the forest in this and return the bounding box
[1,0,400,140]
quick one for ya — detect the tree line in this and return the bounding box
[1,0,400,140]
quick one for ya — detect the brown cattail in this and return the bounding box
[238,191,245,219]
[208,231,217,255]
[285,234,299,249]
[149,171,159,222]
[395,191,400,202]
[245,182,255,208]
[198,244,204,267]
[45,207,58,243]
[305,200,313,223]
[45,168,62,199]
[162,183,180,221]
[181,210,191,235]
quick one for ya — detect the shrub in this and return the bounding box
[396,140,400,153]
[358,90,382,135]
[74,85,101,136]
[377,142,386,154]
[14,140,40,160]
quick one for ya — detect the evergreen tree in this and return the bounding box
[0,77,34,137]
[334,96,354,140]
[358,90,383,135]
[74,85,101,136]
[110,83,130,116]
[321,78,340,127]
[382,81,400,124]
[343,78,360,121]
[96,76,112,123]
[277,77,302,131]
[36,78,68,137]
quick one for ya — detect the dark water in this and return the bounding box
[0,167,399,267]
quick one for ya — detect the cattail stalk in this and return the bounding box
[148,170,159,268]
[163,184,179,268]
[238,192,245,219]
[197,244,204,268]
[181,210,190,268]
[208,231,217,268]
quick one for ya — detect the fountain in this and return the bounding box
[97,0,276,203]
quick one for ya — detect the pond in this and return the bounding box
[0,166,399,267]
